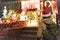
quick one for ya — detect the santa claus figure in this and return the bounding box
[43,1,52,17]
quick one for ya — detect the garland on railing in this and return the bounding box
[0,21,26,30]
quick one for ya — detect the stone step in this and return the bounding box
[21,27,38,31]
[20,34,37,38]
[19,38,37,40]
[0,27,38,40]
[21,30,37,32]
[20,28,38,35]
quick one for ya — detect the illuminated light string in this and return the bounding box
[27,20,38,26]
[19,0,40,26]
[52,1,58,14]
[44,1,52,7]
[21,0,40,10]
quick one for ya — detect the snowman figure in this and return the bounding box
[2,6,7,19]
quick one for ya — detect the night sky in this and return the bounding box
[0,0,17,2]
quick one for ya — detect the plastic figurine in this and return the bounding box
[2,6,7,19]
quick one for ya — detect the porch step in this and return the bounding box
[0,27,38,40]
